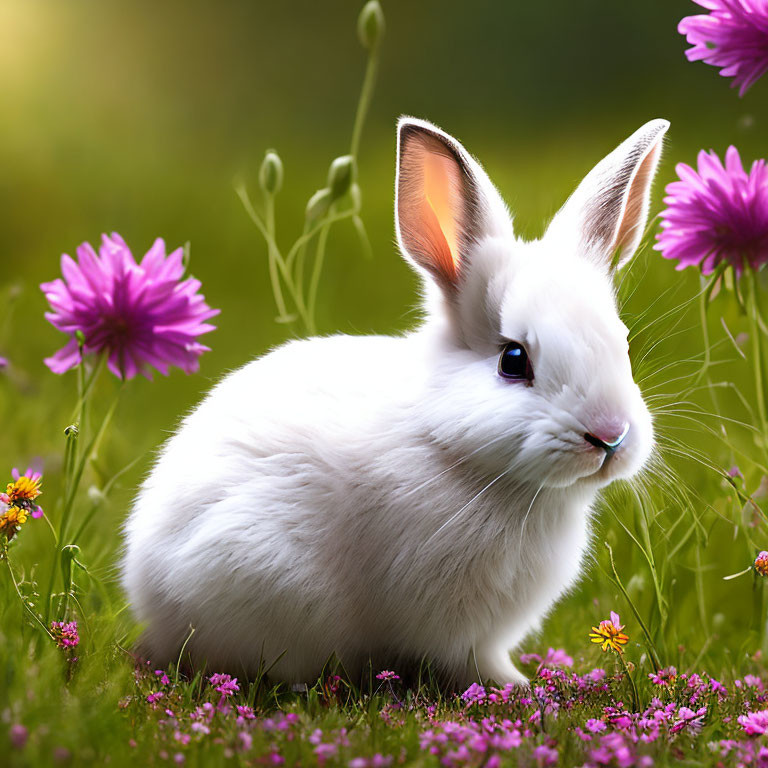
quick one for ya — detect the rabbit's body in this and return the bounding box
[123,117,669,685]
[124,329,591,684]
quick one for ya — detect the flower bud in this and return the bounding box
[305,188,333,225]
[357,1,385,50]
[259,149,284,196]
[327,155,355,201]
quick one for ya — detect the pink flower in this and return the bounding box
[41,233,218,380]
[655,146,768,274]
[532,744,558,766]
[461,683,486,704]
[670,706,707,733]
[739,709,768,735]
[238,731,252,751]
[50,620,79,649]
[314,743,338,762]
[679,0,768,96]
[585,719,607,733]
[209,673,239,696]
[376,670,400,681]
[9,724,28,750]
[756,552,768,576]
[155,669,171,686]
[649,666,677,685]
[543,648,574,668]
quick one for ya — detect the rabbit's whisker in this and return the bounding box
[401,433,513,499]
[423,468,513,546]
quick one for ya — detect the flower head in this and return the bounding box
[41,233,219,380]
[655,146,768,274]
[756,551,768,575]
[589,611,629,654]
[209,673,239,696]
[649,666,678,686]
[376,670,400,681]
[50,620,79,649]
[2,467,44,517]
[739,709,768,735]
[0,505,29,541]
[679,0,768,96]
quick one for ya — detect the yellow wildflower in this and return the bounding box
[589,611,629,654]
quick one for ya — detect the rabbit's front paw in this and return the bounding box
[473,647,528,688]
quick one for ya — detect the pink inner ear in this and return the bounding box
[398,134,464,288]
[423,152,461,268]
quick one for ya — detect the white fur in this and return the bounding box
[122,117,668,686]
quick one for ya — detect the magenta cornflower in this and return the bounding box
[655,146,768,274]
[679,0,768,96]
[209,673,240,696]
[41,233,219,380]
[376,670,400,681]
[50,620,79,649]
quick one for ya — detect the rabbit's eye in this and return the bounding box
[498,342,533,382]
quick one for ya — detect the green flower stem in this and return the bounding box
[350,38,380,159]
[747,271,768,453]
[307,222,331,336]
[617,651,640,712]
[3,545,54,641]
[605,542,662,671]
[45,370,119,625]
[59,386,121,546]
[264,194,290,322]
[236,184,311,329]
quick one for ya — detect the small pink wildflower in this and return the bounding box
[670,706,707,734]
[756,551,768,576]
[461,683,487,705]
[9,724,28,750]
[649,666,677,686]
[739,709,768,735]
[238,731,253,751]
[50,620,79,649]
[543,647,574,667]
[585,719,607,733]
[209,673,239,696]
[532,744,558,766]
[154,669,171,686]
[376,670,400,681]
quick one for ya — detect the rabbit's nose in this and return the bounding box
[584,423,630,454]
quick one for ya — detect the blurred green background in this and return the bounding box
[1,0,767,664]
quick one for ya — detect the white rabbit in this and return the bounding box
[122,117,668,686]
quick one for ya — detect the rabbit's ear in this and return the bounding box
[395,117,511,296]
[546,119,669,270]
